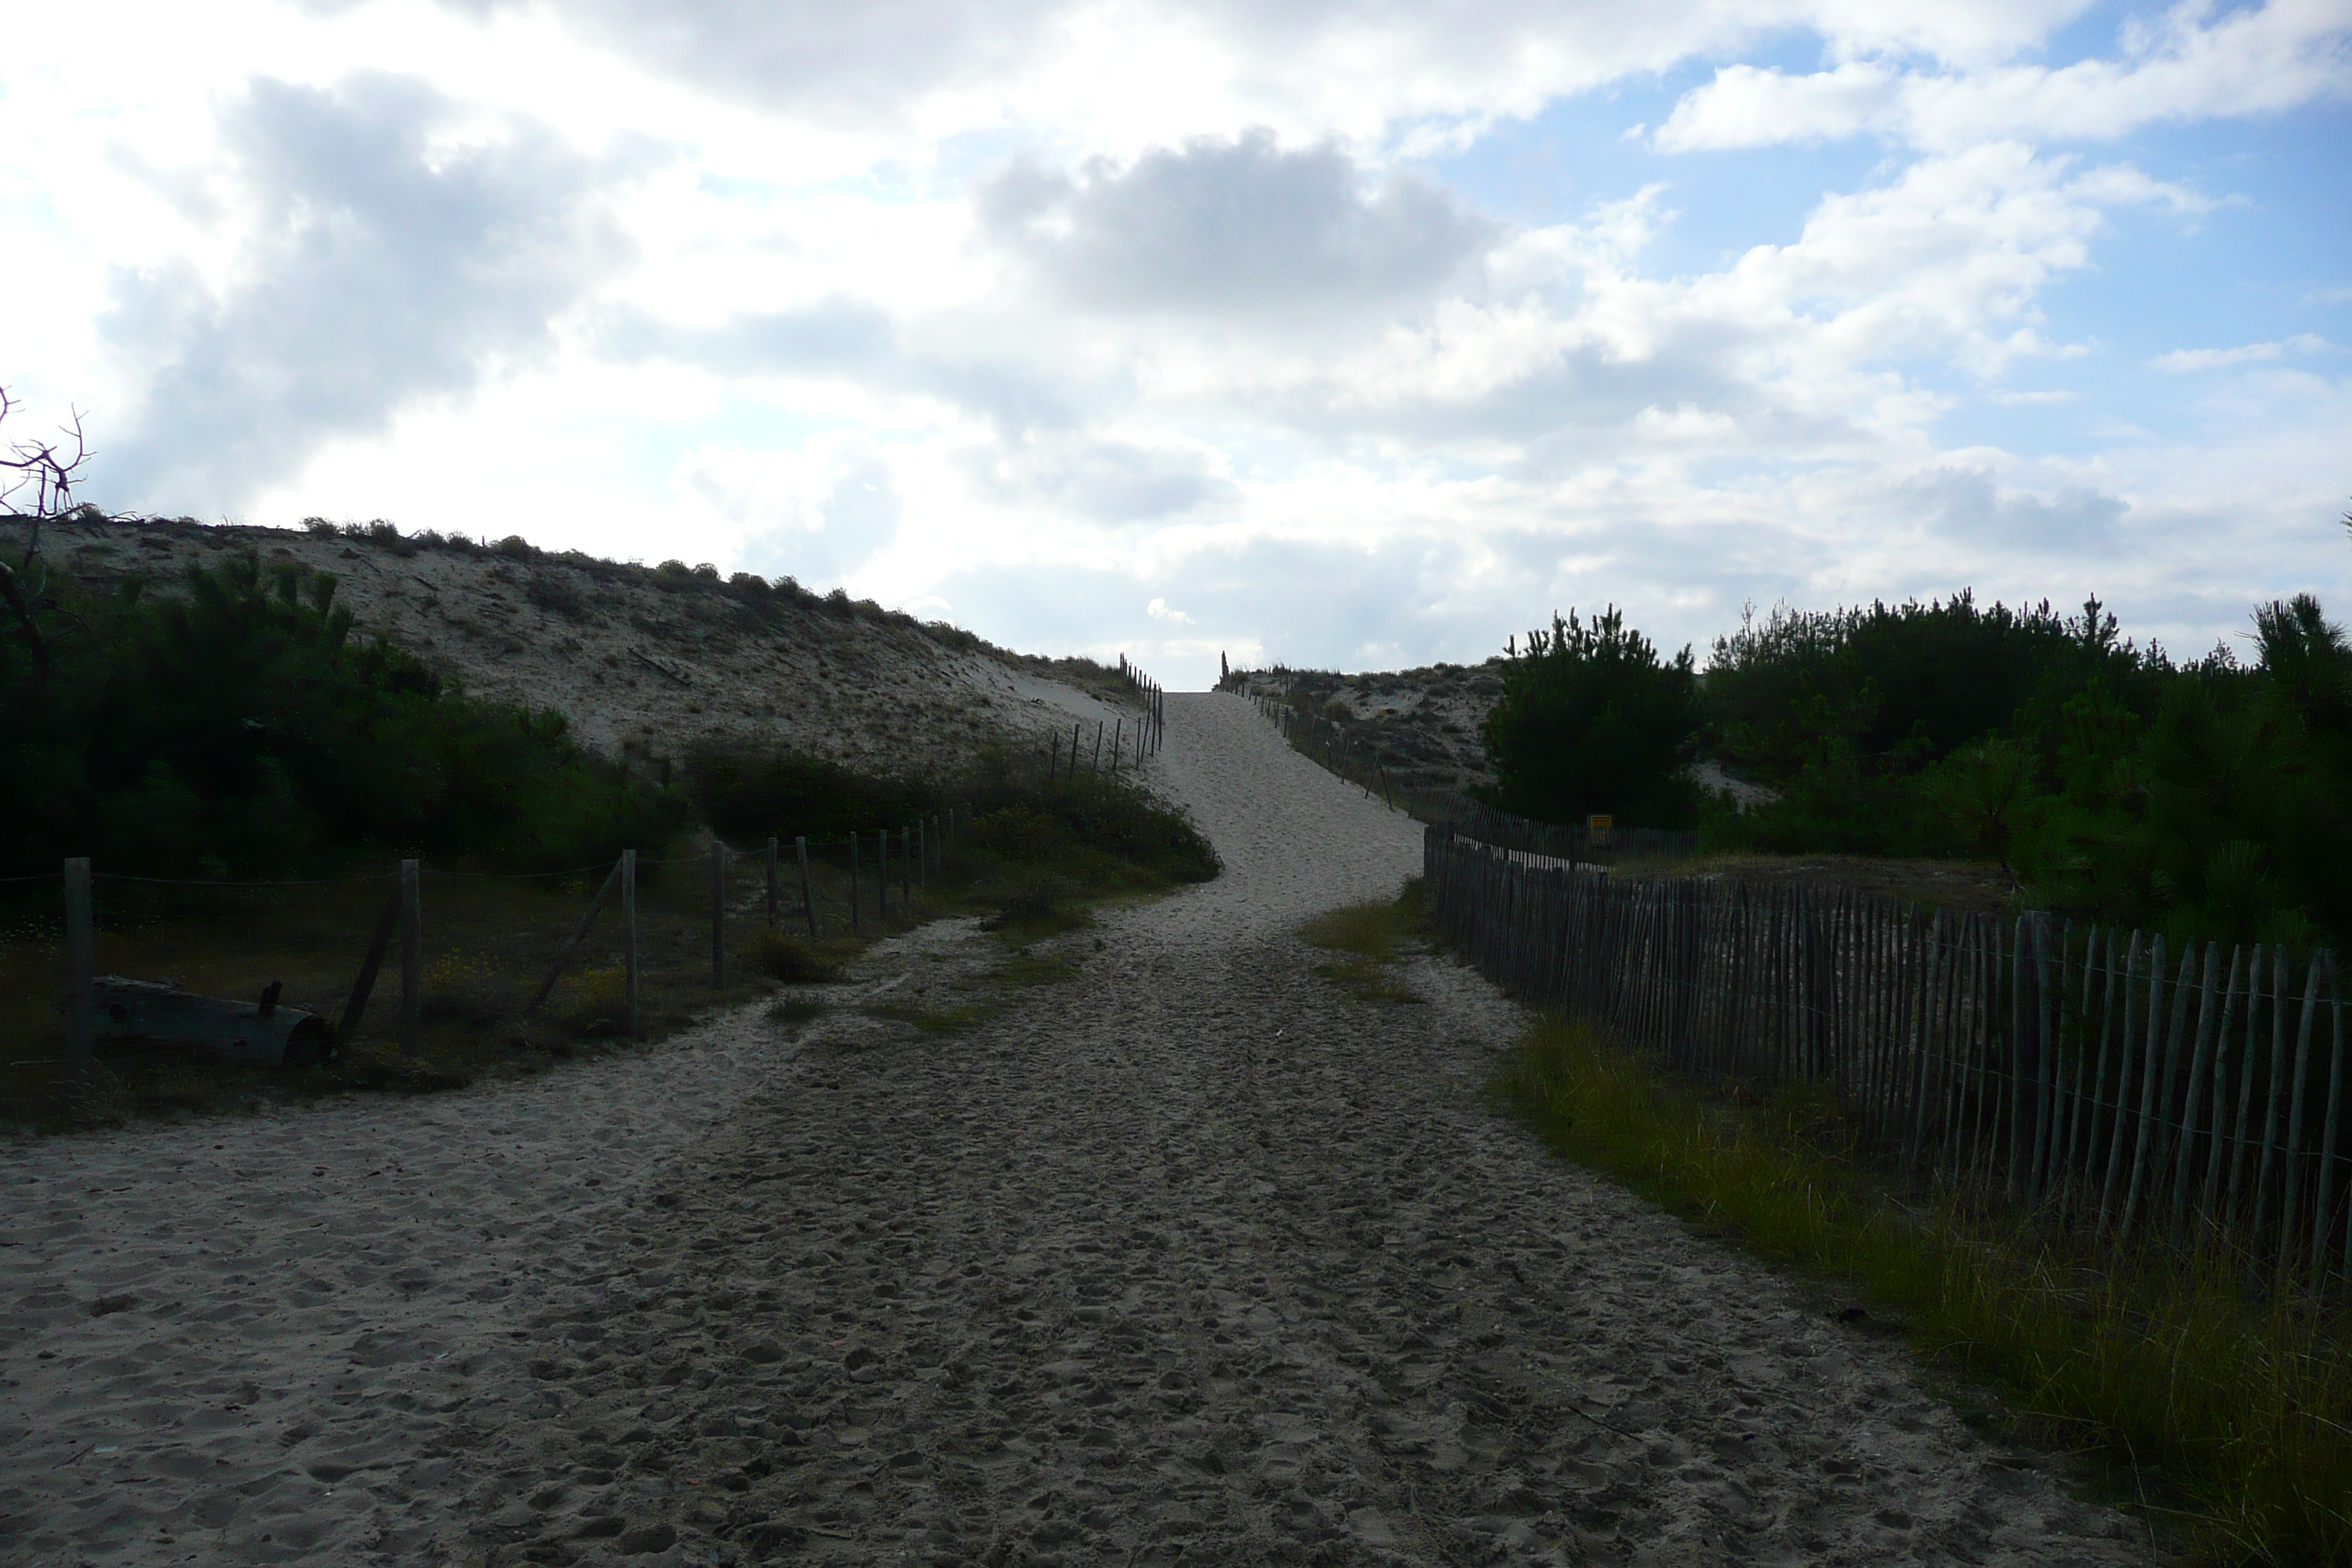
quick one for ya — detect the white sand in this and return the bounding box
[0,693,2157,1567]
[1139,693,1426,936]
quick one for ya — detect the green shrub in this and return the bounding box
[1480,606,1702,827]
[687,742,1218,891]
[961,756,1218,886]
[0,547,685,875]
[686,747,941,840]
[1695,587,2352,947]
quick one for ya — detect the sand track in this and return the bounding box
[3,695,2151,1567]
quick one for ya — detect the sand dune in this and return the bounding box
[37,516,1142,769]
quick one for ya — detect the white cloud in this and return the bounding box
[976,132,1496,324]
[1655,61,1906,149]
[679,431,909,588]
[1656,0,2352,153]
[372,0,2114,157]
[2149,333,2331,372]
[963,434,1238,524]
[91,72,642,513]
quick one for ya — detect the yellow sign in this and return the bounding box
[1586,814,1614,846]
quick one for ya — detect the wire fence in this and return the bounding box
[1117,655,1166,755]
[1245,689,1410,809]
[4,809,968,1098]
[1426,824,2352,1295]
[1023,656,1165,782]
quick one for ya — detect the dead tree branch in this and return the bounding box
[0,385,93,527]
[0,385,99,683]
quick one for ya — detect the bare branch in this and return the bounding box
[0,385,100,682]
[0,385,95,527]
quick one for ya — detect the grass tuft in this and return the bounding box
[1299,878,1426,1003]
[977,881,1092,938]
[1495,1014,2352,1567]
[747,930,843,984]
[764,995,826,1028]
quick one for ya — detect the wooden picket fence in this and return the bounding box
[1426,824,2352,1292]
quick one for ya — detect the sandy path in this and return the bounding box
[2,694,2150,1567]
[0,993,830,1564]
[444,696,2146,1567]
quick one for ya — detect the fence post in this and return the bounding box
[710,841,728,989]
[901,825,912,907]
[63,858,94,1082]
[399,858,422,1058]
[850,834,862,932]
[621,849,639,1036]
[917,817,928,889]
[796,836,818,940]
[765,837,780,929]
[875,828,889,921]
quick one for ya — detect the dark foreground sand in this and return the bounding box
[2,695,2152,1566]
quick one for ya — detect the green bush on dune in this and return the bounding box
[685,747,941,841]
[1477,605,1705,829]
[685,738,1218,892]
[0,550,685,876]
[1698,588,2352,948]
[1473,565,2352,949]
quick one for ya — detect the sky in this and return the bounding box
[3,0,2349,690]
